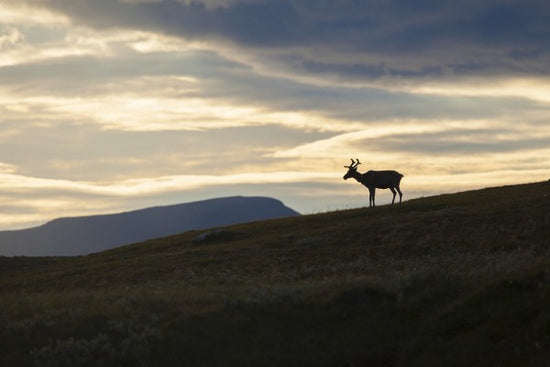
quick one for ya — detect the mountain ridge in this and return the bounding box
[0,196,299,257]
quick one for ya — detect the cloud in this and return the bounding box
[0,111,333,181]
[0,2,69,26]
[274,118,550,178]
[2,45,545,136]
[365,129,550,156]
[15,0,548,83]
[0,26,25,49]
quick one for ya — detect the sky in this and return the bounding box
[0,0,549,230]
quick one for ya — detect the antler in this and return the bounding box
[344,158,362,169]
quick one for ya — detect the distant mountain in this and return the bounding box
[0,196,300,256]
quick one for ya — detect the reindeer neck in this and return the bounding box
[350,169,364,183]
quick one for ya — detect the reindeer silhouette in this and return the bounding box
[343,158,404,207]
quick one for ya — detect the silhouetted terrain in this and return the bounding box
[0,196,299,256]
[0,182,548,366]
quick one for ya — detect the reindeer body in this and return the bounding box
[343,159,403,207]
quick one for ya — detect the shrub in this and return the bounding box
[31,317,161,367]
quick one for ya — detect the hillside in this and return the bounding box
[1,181,549,366]
[0,196,299,256]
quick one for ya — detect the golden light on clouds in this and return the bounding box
[273,119,514,158]
[406,78,550,104]
[0,85,357,133]
[0,2,69,26]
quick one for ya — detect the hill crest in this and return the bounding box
[0,196,299,256]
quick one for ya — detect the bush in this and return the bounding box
[31,317,161,367]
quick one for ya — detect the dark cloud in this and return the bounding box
[27,0,549,81]
[352,128,550,155]
[1,43,544,130]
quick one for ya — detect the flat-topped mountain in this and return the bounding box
[0,196,299,256]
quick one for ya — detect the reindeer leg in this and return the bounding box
[369,187,374,208]
[390,187,396,205]
[396,186,403,204]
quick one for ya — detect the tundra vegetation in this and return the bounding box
[1,182,549,366]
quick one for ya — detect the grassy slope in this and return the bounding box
[1,181,549,366]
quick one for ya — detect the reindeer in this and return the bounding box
[343,158,404,207]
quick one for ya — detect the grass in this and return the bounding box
[1,181,549,366]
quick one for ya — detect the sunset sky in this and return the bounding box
[1,0,549,230]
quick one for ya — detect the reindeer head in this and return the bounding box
[343,158,361,180]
